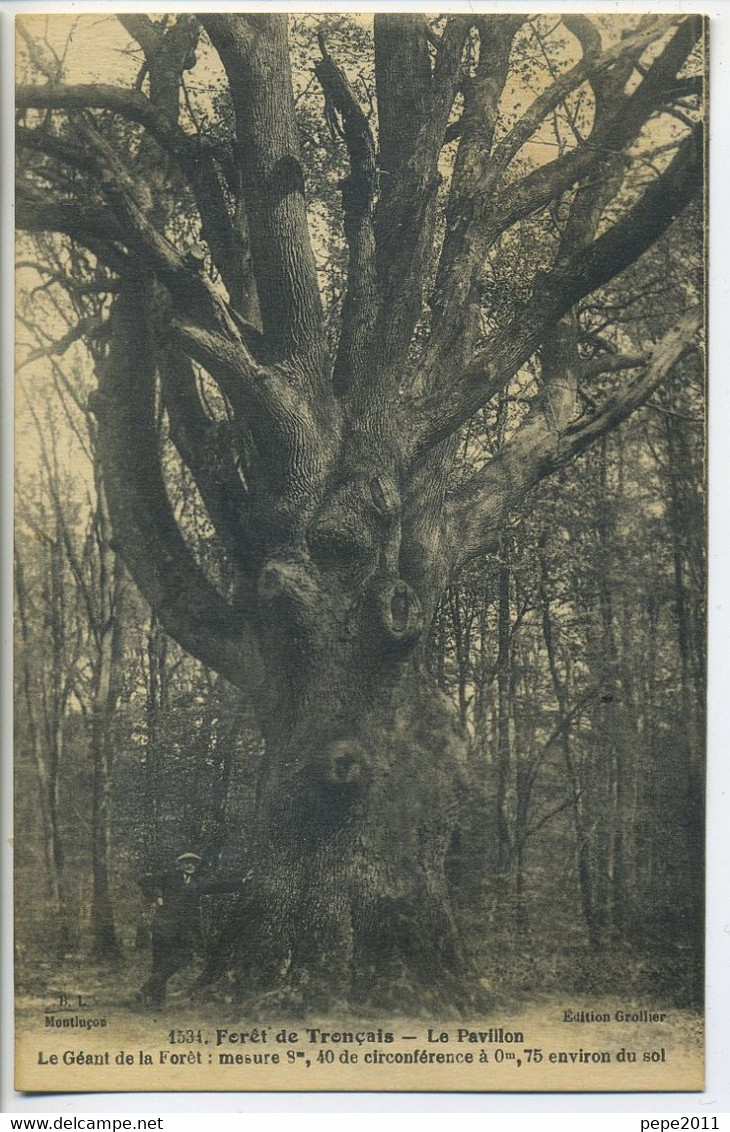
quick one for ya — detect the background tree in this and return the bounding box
[15,12,705,1013]
[15,451,80,960]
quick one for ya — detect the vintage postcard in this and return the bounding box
[13,8,707,1093]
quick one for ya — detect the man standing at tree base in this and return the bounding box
[139,852,252,1007]
[138,852,205,1007]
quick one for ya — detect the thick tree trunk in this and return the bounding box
[15,549,73,957]
[144,613,167,869]
[539,541,603,951]
[495,534,512,875]
[90,528,124,960]
[663,411,704,979]
[201,653,479,1015]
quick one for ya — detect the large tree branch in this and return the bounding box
[24,126,308,523]
[16,78,249,313]
[488,18,669,174]
[445,314,582,566]
[116,13,255,316]
[92,280,262,692]
[371,16,471,381]
[157,349,262,576]
[315,32,377,396]
[408,124,702,457]
[16,124,98,176]
[555,308,702,465]
[117,14,163,60]
[169,320,270,416]
[447,308,701,567]
[15,179,128,268]
[20,124,321,509]
[483,16,702,237]
[16,82,203,163]
[18,118,257,353]
[439,112,624,575]
[560,126,702,309]
[70,118,259,366]
[374,15,432,182]
[421,17,524,390]
[171,319,334,505]
[423,16,701,389]
[202,15,323,363]
[118,14,198,120]
[393,18,525,581]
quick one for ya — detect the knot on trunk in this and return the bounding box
[258,556,319,606]
[371,577,424,646]
[369,475,400,519]
[321,738,369,789]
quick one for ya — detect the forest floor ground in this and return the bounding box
[14,942,704,1016]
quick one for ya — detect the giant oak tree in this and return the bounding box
[15,12,705,1012]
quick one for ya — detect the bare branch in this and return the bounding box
[315,32,377,395]
[371,16,471,380]
[157,349,261,576]
[202,14,323,362]
[489,18,668,174]
[92,280,263,692]
[16,82,202,163]
[409,124,702,456]
[556,308,702,465]
[16,178,128,267]
[448,308,701,567]
[17,315,106,370]
[17,19,62,81]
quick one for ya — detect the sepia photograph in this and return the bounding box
[13,7,707,1094]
